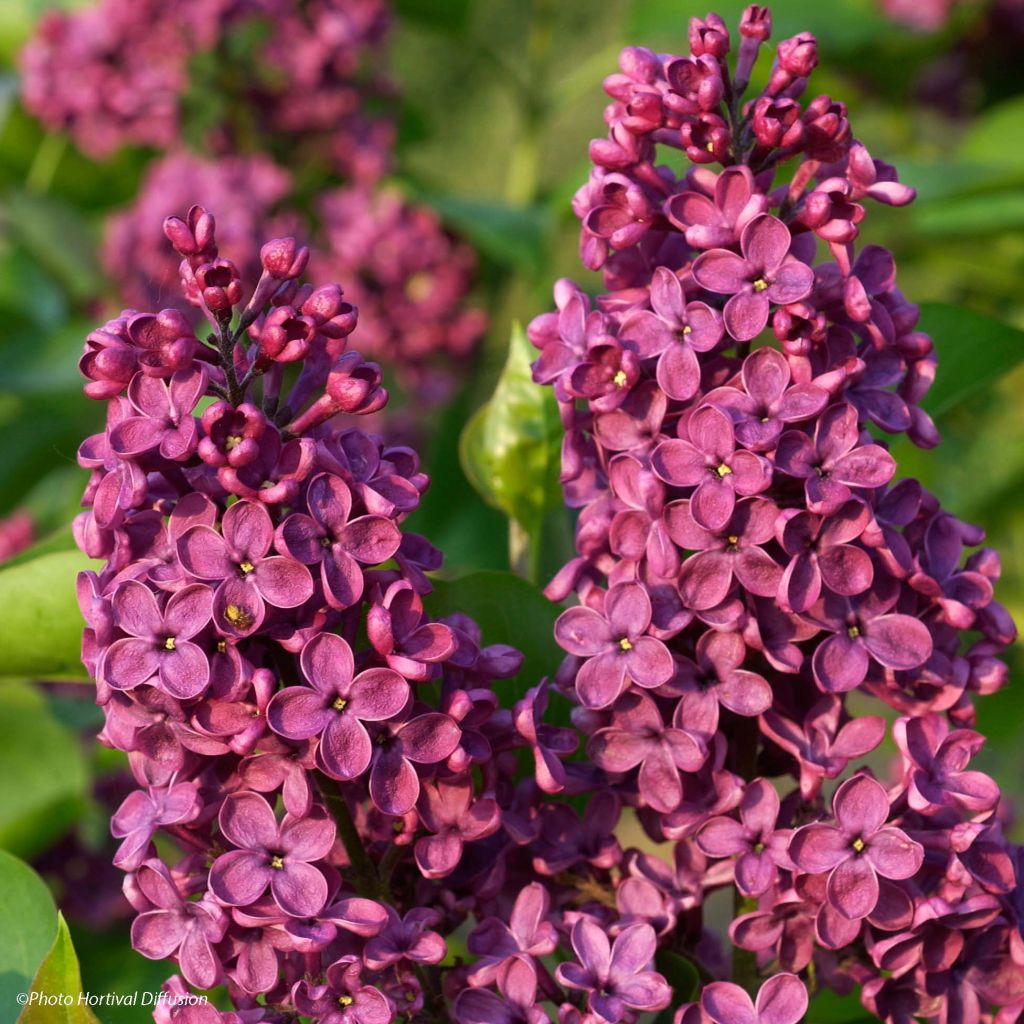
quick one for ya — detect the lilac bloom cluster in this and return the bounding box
[74,208,532,1022]
[312,186,488,408]
[23,0,489,416]
[19,0,391,176]
[0,509,33,563]
[524,7,1024,1022]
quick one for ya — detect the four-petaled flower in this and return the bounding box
[790,774,924,920]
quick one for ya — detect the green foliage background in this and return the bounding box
[0,0,1021,1018]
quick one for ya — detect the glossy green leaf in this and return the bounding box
[0,682,89,857]
[19,914,101,1024]
[424,569,561,705]
[654,949,700,1005]
[460,322,563,573]
[918,303,1024,417]
[0,849,58,1013]
[0,550,94,680]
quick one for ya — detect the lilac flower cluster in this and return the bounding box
[75,209,525,1021]
[525,6,1024,1022]
[22,0,489,413]
[313,187,488,406]
[20,0,391,176]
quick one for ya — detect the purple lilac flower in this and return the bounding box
[790,774,924,920]
[267,631,409,781]
[554,581,673,708]
[555,918,671,1023]
[209,791,335,917]
[692,214,814,341]
[699,973,809,1024]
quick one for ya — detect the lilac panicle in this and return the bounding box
[527,6,1023,1024]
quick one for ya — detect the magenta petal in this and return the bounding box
[267,687,332,740]
[158,641,210,700]
[723,290,769,342]
[349,669,410,721]
[178,928,221,990]
[767,258,814,304]
[651,438,707,487]
[589,728,651,773]
[209,850,271,906]
[638,744,683,813]
[828,856,879,920]
[131,910,184,961]
[863,614,932,670]
[572,917,611,978]
[697,816,748,857]
[865,827,924,880]
[755,974,809,1024]
[322,547,366,609]
[318,714,372,780]
[398,714,460,763]
[702,982,758,1024]
[790,824,849,873]
[301,632,354,695]
[692,249,749,294]
[625,636,673,687]
[735,850,776,896]
[680,550,734,610]
[113,580,163,637]
[831,444,896,488]
[223,500,274,560]
[657,342,701,401]
[271,861,328,917]
[219,791,279,850]
[370,750,420,816]
[280,816,335,862]
[555,606,615,657]
[178,526,234,581]
[163,585,214,639]
[833,775,890,835]
[576,652,628,709]
[818,545,873,596]
[102,637,160,690]
[692,477,736,532]
[415,831,463,879]
[812,632,869,693]
[253,556,313,609]
[278,514,324,564]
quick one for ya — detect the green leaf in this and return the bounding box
[0,683,89,857]
[654,949,700,1005]
[0,550,95,680]
[0,849,58,1013]
[459,322,563,573]
[414,193,550,268]
[393,0,472,33]
[424,570,561,705]
[1,191,105,302]
[19,914,101,1024]
[960,96,1024,169]
[917,303,1024,417]
[913,190,1024,237]
[805,987,874,1023]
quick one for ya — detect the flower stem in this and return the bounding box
[315,773,380,900]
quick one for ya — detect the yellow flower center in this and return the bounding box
[619,637,633,652]
[852,837,865,853]
[847,625,861,639]
[239,561,255,574]
[270,855,285,869]
[338,995,354,1007]
[716,463,733,478]
[216,640,227,654]
[613,369,629,389]
[727,535,739,547]
[753,277,769,293]
[682,325,692,335]
[225,604,254,629]
[333,697,348,712]
[225,435,243,450]
[163,637,176,652]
